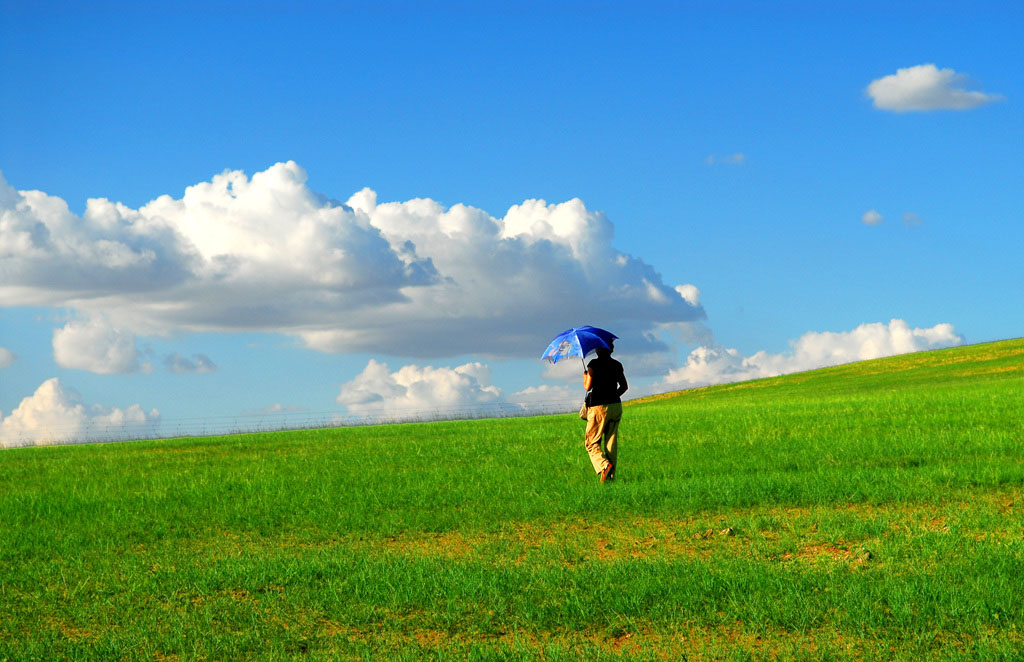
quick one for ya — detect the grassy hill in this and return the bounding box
[2,339,1022,660]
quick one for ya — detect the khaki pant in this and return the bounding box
[584,402,622,474]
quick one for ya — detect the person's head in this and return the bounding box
[596,341,614,357]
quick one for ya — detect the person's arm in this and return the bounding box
[583,369,593,391]
[616,368,628,397]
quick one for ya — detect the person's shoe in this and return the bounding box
[600,463,614,483]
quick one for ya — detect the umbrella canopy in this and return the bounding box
[541,326,619,364]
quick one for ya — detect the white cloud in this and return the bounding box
[675,284,701,306]
[0,378,160,448]
[655,320,714,347]
[902,211,923,226]
[541,355,589,381]
[861,209,884,226]
[0,347,15,368]
[335,359,582,421]
[1,163,703,360]
[164,352,217,374]
[336,359,504,417]
[866,64,1003,112]
[656,319,962,391]
[52,317,143,374]
[259,403,307,414]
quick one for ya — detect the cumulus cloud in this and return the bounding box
[674,284,700,306]
[336,359,504,417]
[336,359,580,421]
[0,347,15,368]
[861,209,884,226]
[866,64,1003,112]
[541,355,589,381]
[1,163,703,360]
[509,383,578,405]
[52,317,145,374]
[0,378,160,448]
[164,352,217,374]
[656,319,962,391]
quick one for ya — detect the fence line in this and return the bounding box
[1,397,586,449]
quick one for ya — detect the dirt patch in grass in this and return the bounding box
[144,485,1024,573]
[787,542,873,567]
[227,588,256,603]
[304,620,1023,660]
[379,530,478,559]
[46,616,96,643]
[355,488,1023,565]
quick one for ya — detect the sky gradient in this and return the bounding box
[1,1,1021,445]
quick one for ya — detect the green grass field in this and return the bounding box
[2,339,1022,661]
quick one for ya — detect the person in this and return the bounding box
[582,341,628,482]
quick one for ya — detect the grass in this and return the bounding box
[1,339,1022,660]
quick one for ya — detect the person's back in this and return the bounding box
[586,354,625,406]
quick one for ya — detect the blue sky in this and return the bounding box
[1,1,1021,444]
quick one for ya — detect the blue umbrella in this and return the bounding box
[541,326,619,366]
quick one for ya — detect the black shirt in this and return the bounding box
[587,355,625,406]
